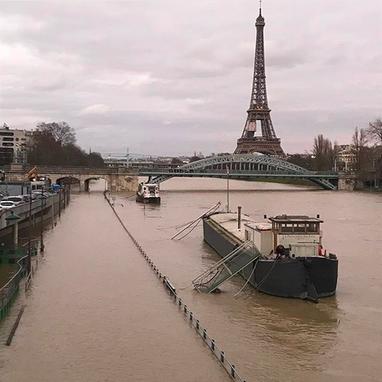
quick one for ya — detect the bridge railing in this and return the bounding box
[140,168,338,177]
[26,166,136,175]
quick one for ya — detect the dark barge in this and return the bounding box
[201,212,338,301]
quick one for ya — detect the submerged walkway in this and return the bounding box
[0,193,228,382]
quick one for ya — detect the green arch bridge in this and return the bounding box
[140,154,338,190]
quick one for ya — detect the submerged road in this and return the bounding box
[0,192,228,382]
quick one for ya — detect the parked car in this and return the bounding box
[0,201,17,209]
[20,194,37,203]
[32,190,48,195]
[34,193,49,200]
[2,196,24,206]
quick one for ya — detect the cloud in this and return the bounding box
[0,0,381,156]
[80,104,112,115]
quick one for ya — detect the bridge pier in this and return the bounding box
[108,174,138,192]
[338,175,357,191]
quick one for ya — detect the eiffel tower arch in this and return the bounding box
[235,7,284,156]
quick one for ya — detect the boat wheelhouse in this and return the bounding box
[245,215,324,258]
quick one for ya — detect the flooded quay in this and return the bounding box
[1,179,382,382]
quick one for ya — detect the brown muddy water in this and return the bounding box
[0,178,381,382]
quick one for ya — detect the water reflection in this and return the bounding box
[113,179,381,381]
[0,178,380,382]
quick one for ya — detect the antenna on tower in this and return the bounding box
[259,0,262,14]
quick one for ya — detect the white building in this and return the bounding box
[104,155,129,168]
[335,144,356,172]
[0,124,31,164]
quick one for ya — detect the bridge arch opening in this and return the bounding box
[56,176,81,192]
[84,177,108,192]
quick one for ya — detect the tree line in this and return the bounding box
[288,118,382,181]
[28,122,105,167]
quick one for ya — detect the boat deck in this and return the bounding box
[209,212,256,242]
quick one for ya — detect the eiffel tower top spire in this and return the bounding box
[234,6,284,156]
[258,0,263,19]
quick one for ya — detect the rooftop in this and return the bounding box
[269,215,323,223]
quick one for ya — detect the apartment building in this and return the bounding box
[0,124,31,164]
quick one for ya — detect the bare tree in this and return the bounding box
[29,121,104,167]
[36,121,76,146]
[367,118,382,144]
[312,134,334,171]
[352,127,368,172]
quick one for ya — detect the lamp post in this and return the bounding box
[58,187,62,218]
[28,183,32,273]
[226,165,230,213]
[40,186,45,253]
[5,211,21,248]
[373,158,377,189]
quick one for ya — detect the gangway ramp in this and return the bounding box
[192,241,259,293]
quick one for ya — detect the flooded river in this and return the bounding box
[0,179,381,382]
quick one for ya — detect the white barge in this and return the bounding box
[136,183,161,204]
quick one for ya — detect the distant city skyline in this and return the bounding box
[1,0,381,155]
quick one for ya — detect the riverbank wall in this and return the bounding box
[0,188,71,321]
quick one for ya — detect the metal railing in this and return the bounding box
[0,255,27,320]
[192,241,259,293]
[26,165,135,175]
[104,192,248,382]
[140,168,339,178]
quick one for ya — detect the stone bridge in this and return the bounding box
[6,165,138,192]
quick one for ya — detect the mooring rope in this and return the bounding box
[234,257,260,297]
[104,192,248,382]
[171,202,221,240]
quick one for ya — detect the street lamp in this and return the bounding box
[40,186,45,253]
[226,165,230,213]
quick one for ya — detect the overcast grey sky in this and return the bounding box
[1,0,381,155]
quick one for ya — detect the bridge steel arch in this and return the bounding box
[145,154,338,190]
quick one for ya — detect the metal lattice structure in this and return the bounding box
[141,154,338,190]
[235,7,284,156]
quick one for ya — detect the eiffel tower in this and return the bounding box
[235,6,284,156]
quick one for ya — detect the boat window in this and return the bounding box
[307,223,318,233]
[294,223,306,233]
[281,223,293,233]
